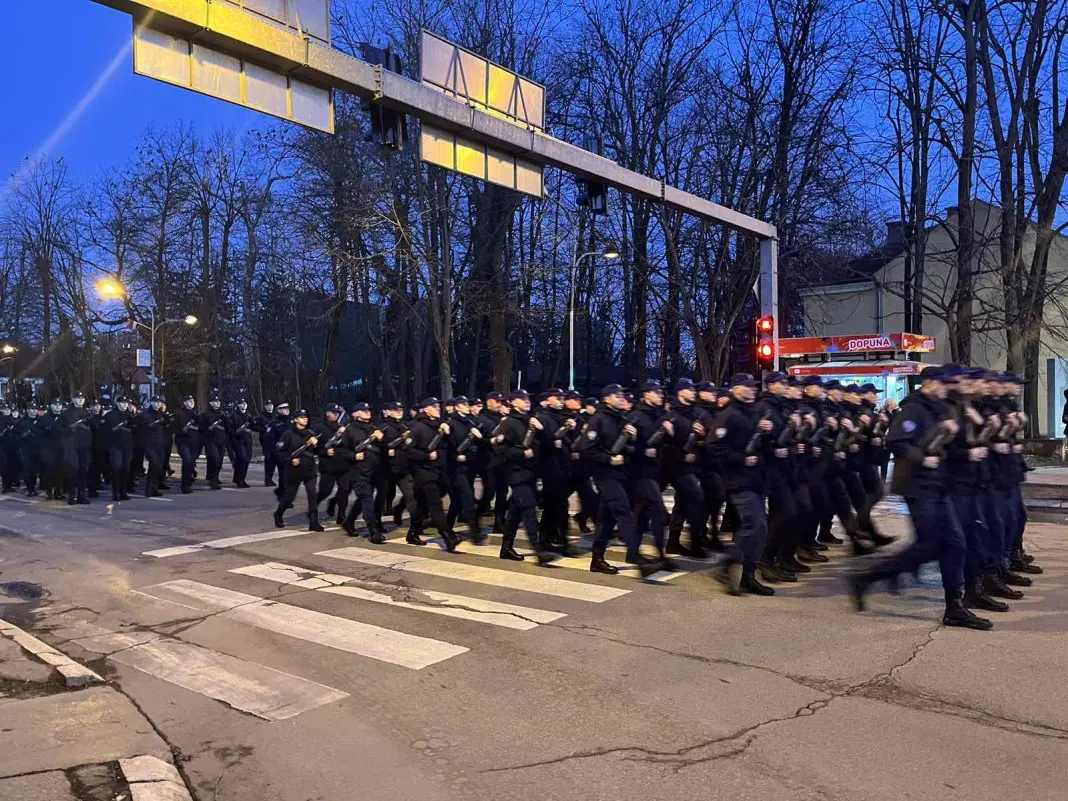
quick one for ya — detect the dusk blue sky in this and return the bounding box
[3,1,264,187]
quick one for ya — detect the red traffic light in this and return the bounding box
[757,342,774,361]
[756,316,775,335]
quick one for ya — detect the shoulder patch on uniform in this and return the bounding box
[715,427,727,439]
[586,429,598,439]
[902,420,916,433]
[404,437,413,446]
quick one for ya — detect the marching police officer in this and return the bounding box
[0,402,16,493]
[340,402,386,542]
[665,379,709,558]
[228,398,253,488]
[445,397,487,544]
[254,400,277,487]
[273,409,323,531]
[317,403,349,520]
[199,393,227,490]
[270,402,292,500]
[405,398,459,551]
[849,364,992,630]
[172,395,200,493]
[375,401,420,537]
[16,403,41,497]
[581,385,664,577]
[711,374,774,596]
[495,390,554,565]
[139,397,169,497]
[104,397,135,500]
[58,392,93,505]
[630,381,676,568]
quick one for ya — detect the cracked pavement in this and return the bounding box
[1,486,1066,801]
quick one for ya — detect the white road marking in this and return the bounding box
[230,562,565,630]
[142,527,339,558]
[316,547,631,603]
[58,621,347,720]
[401,536,688,581]
[108,637,348,720]
[137,580,467,669]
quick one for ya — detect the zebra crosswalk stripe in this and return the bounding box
[316,547,630,603]
[136,579,468,669]
[58,621,347,720]
[230,562,566,630]
[395,537,689,581]
[143,527,339,558]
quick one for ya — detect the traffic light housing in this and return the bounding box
[360,44,408,151]
[755,315,775,371]
[757,341,775,369]
[577,135,609,214]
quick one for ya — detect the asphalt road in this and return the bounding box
[1,463,1065,801]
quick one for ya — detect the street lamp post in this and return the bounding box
[96,278,197,396]
[568,246,620,391]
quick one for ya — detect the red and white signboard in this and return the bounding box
[787,362,924,377]
[779,332,935,357]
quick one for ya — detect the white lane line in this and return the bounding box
[143,527,339,558]
[148,496,173,502]
[316,547,630,603]
[137,580,467,669]
[230,562,565,631]
[60,621,347,721]
[399,537,688,582]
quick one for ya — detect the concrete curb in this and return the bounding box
[119,755,194,801]
[0,617,104,688]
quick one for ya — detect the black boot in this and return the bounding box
[439,529,460,553]
[1001,569,1032,587]
[798,546,829,563]
[657,551,679,573]
[771,558,798,582]
[816,529,844,545]
[273,507,285,528]
[406,528,426,546]
[636,555,666,579]
[717,562,744,596]
[308,510,325,533]
[326,498,337,517]
[758,561,783,583]
[1009,552,1043,574]
[66,490,76,506]
[871,531,896,548]
[847,573,871,611]
[665,526,692,557]
[741,568,775,596]
[963,576,1009,613]
[986,570,1024,599]
[943,589,993,630]
[499,530,523,561]
[590,551,619,575]
[575,514,591,534]
[780,552,812,573]
[368,523,386,545]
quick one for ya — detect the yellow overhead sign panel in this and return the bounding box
[133,22,334,133]
[420,30,545,131]
[420,124,543,198]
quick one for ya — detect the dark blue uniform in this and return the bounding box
[104,407,134,500]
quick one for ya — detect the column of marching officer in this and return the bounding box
[0,364,1042,631]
